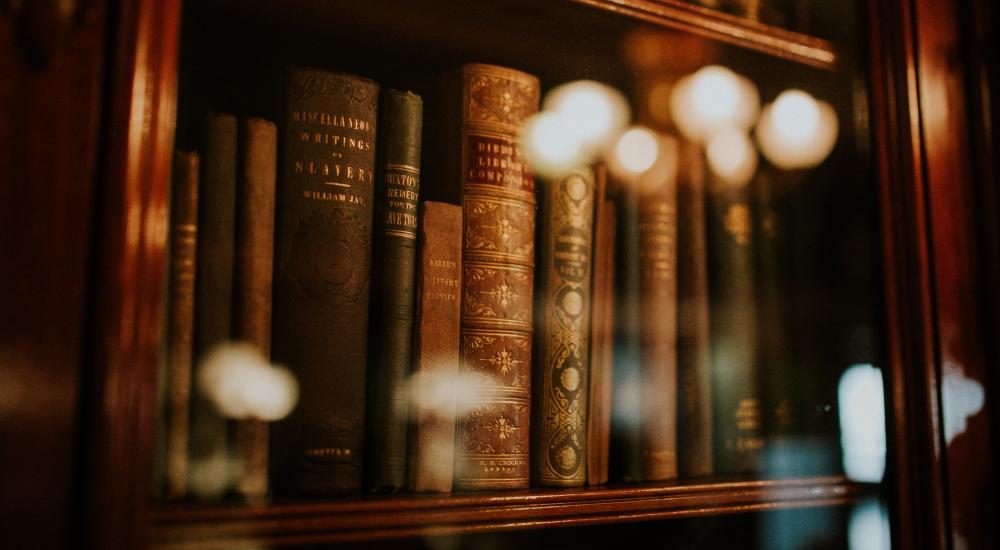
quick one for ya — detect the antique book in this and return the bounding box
[164,151,199,500]
[753,169,797,474]
[232,117,277,501]
[532,167,595,487]
[423,63,539,490]
[707,174,764,475]
[366,89,423,493]
[190,113,237,498]
[587,169,615,486]
[270,68,379,495]
[676,141,713,478]
[609,175,642,483]
[407,201,463,493]
[637,138,679,482]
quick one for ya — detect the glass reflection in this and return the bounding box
[756,89,839,169]
[838,364,886,483]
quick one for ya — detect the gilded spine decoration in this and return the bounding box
[533,168,595,487]
[455,64,540,490]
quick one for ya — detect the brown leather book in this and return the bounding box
[190,113,237,499]
[165,151,199,500]
[676,141,713,478]
[270,68,379,496]
[587,169,615,486]
[408,201,463,493]
[423,63,539,490]
[532,167,595,487]
[232,117,277,502]
[637,136,679,481]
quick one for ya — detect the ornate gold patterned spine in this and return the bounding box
[533,167,595,487]
[454,64,539,490]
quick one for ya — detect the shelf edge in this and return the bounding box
[567,0,837,69]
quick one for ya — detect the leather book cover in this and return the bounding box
[366,89,423,492]
[270,68,379,496]
[707,175,764,475]
[165,151,199,500]
[190,113,237,498]
[232,117,277,501]
[587,173,615,486]
[609,175,642,483]
[532,167,595,487]
[423,63,539,490]
[408,201,463,493]
[753,169,795,468]
[676,141,713,478]
[637,139,679,482]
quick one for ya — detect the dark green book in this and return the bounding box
[707,175,764,475]
[676,143,713,478]
[753,170,794,445]
[609,177,642,483]
[190,113,237,499]
[365,89,422,493]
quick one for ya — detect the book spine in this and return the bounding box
[532,167,595,487]
[676,141,713,478]
[165,151,199,500]
[408,201,463,493]
[637,143,679,482]
[455,64,539,490]
[610,177,642,483]
[271,68,379,495]
[587,168,615,486]
[708,176,764,475]
[190,113,237,498]
[232,117,277,501]
[754,170,795,464]
[366,90,423,492]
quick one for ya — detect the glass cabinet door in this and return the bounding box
[148,1,913,548]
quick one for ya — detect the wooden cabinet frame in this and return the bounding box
[66,0,997,547]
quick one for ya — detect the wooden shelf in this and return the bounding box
[152,477,868,548]
[570,0,837,69]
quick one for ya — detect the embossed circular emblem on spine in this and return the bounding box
[288,210,371,307]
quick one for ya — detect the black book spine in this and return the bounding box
[365,90,423,492]
[270,68,379,496]
[610,179,643,483]
[707,178,764,475]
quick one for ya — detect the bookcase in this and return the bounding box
[1,0,997,549]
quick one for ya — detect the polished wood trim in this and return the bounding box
[81,0,181,547]
[867,0,952,548]
[0,0,107,547]
[152,477,867,547]
[567,0,836,69]
[914,0,998,548]
[965,5,1000,541]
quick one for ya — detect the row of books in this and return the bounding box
[162,62,771,501]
